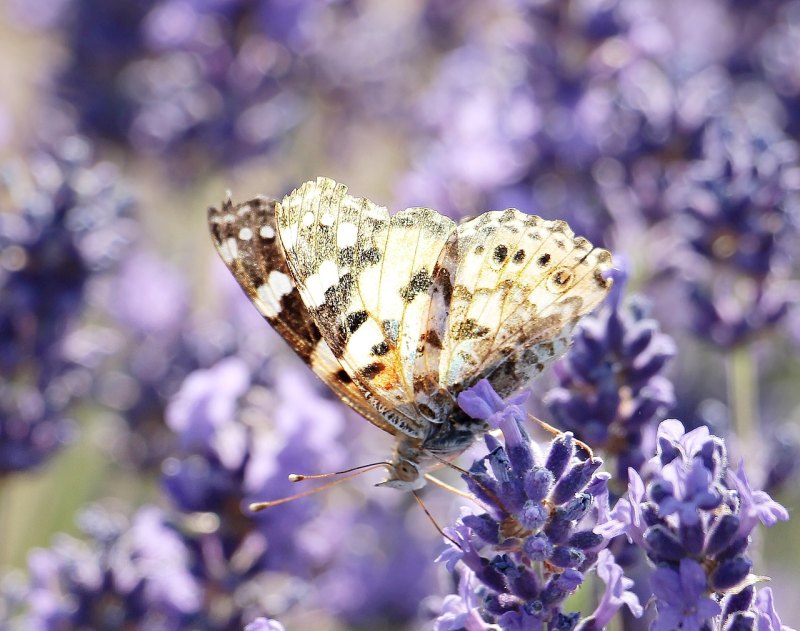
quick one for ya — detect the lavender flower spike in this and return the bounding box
[438,380,611,629]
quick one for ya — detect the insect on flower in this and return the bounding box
[208,177,613,497]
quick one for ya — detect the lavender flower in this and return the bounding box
[575,549,642,631]
[436,380,617,629]
[545,269,676,481]
[163,356,438,627]
[650,559,722,630]
[601,419,791,627]
[0,136,135,473]
[674,118,798,347]
[24,504,201,629]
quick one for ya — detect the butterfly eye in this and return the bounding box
[547,267,575,293]
[395,460,419,482]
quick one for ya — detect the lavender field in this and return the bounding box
[1,1,799,629]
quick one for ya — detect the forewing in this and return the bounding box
[207,196,399,436]
[276,177,456,437]
[440,208,613,397]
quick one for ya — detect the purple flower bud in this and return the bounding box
[545,433,575,481]
[549,546,585,569]
[551,460,602,505]
[518,500,548,531]
[705,514,741,557]
[709,556,752,591]
[644,525,686,562]
[524,467,555,502]
[523,533,553,562]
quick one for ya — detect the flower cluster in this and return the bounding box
[23,504,201,628]
[435,380,638,630]
[545,270,676,481]
[674,118,798,347]
[0,136,136,473]
[599,419,790,629]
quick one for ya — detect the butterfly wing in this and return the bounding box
[276,177,456,438]
[208,196,400,436]
[439,208,613,398]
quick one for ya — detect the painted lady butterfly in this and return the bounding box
[208,177,612,490]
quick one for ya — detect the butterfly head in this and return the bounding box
[376,438,428,490]
[378,456,426,490]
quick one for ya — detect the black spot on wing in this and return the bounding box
[451,318,490,340]
[362,362,386,379]
[400,269,433,303]
[346,310,368,333]
[538,253,551,267]
[493,244,508,264]
[359,247,382,265]
[371,341,390,356]
[513,249,526,263]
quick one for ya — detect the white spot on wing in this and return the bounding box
[302,212,315,227]
[337,223,358,247]
[320,212,334,226]
[218,237,238,263]
[268,270,293,298]
[238,227,253,241]
[305,260,340,305]
[254,272,293,318]
[259,225,275,239]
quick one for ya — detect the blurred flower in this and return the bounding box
[24,504,201,629]
[244,618,285,631]
[162,356,438,627]
[0,136,136,473]
[674,117,799,347]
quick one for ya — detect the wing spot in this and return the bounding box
[547,268,575,293]
[320,212,335,226]
[371,341,390,356]
[475,245,484,255]
[335,369,352,384]
[340,246,355,266]
[362,362,386,379]
[302,212,315,227]
[493,244,508,264]
[346,310,368,334]
[359,247,382,265]
[424,329,443,349]
[513,249,526,263]
[537,253,551,267]
[259,225,275,240]
[400,269,433,303]
[337,223,359,247]
[238,227,253,241]
[452,318,490,340]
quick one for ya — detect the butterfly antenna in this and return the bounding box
[286,461,391,482]
[412,490,458,546]
[527,413,594,458]
[249,462,390,512]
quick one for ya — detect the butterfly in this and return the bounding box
[208,177,613,490]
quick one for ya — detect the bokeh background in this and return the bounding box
[1,0,799,629]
